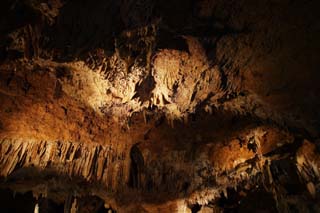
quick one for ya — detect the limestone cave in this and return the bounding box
[0,0,320,212]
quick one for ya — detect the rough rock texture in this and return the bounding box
[0,0,320,212]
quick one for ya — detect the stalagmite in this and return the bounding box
[34,203,39,213]
[70,198,78,213]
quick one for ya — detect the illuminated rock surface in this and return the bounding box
[0,0,319,212]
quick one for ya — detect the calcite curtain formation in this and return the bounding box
[0,0,319,212]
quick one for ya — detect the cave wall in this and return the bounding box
[0,0,320,212]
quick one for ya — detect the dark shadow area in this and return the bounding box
[38,196,64,213]
[189,203,201,213]
[77,195,115,213]
[217,187,278,213]
[129,144,145,189]
[0,188,36,213]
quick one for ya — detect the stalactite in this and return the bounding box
[0,139,130,190]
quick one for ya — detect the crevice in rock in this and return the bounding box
[128,144,144,189]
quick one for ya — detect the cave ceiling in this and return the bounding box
[0,0,320,212]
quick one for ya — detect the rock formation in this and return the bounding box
[0,0,319,212]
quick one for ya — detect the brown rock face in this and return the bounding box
[0,0,320,212]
